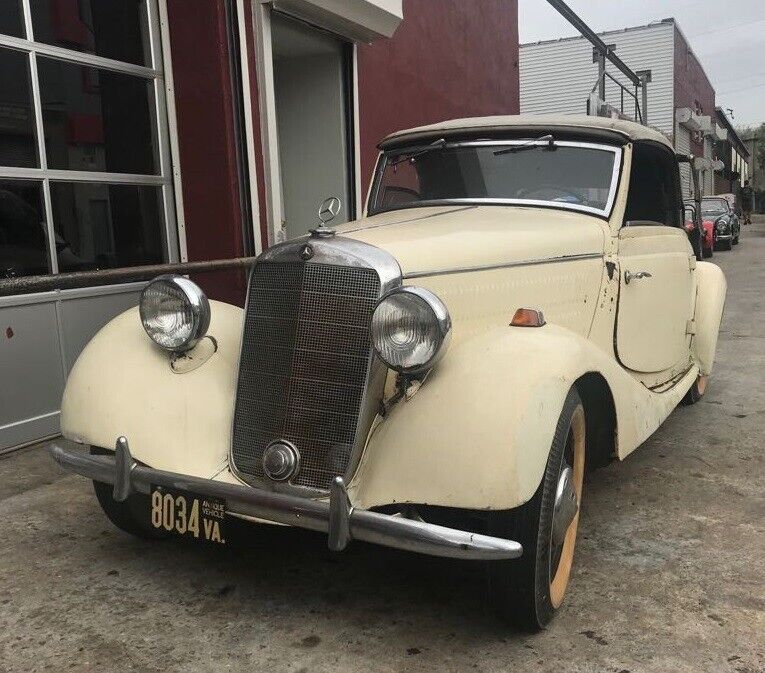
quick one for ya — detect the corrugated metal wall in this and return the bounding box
[676,124,692,198]
[520,21,675,138]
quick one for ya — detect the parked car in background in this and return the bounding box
[687,197,740,251]
[52,116,727,630]
[684,203,714,258]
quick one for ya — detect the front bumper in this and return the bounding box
[51,438,522,561]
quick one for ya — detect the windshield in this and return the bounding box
[699,199,728,216]
[369,140,621,217]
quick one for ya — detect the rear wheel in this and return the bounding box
[91,447,169,539]
[681,375,708,406]
[487,388,585,629]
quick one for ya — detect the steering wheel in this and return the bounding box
[520,186,583,203]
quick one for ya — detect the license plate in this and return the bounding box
[149,486,226,544]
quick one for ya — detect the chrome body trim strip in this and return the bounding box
[402,253,604,280]
[51,441,522,561]
[341,205,476,234]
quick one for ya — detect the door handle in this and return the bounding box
[624,270,652,285]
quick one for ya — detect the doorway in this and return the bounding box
[271,13,354,240]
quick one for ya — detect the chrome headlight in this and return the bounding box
[371,286,451,374]
[139,275,210,352]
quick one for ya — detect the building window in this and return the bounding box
[0,0,176,281]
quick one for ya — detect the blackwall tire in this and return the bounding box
[91,447,170,540]
[486,388,586,630]
[681,375,708,406]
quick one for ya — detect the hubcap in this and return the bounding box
[552,466,578,548]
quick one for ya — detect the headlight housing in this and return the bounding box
[139,275,210,352]
[371,286,451,374]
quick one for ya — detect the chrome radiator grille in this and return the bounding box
[231,260,381,491]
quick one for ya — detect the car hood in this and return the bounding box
[335,205,605,277]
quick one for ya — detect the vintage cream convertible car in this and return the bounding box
[52,115,726,628]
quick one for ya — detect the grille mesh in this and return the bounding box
[232,261,381,490]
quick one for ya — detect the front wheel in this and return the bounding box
[91,447,170,539]
[487,388,586,629]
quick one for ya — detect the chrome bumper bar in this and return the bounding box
[51,438,522,561]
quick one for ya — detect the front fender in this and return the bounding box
[350,323,696,511]
[60,301,243,479]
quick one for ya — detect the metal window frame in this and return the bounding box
[252,2,359,246]
[0,0,180,290]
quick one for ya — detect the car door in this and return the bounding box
[615,141,696,374]
[616,225,696,373]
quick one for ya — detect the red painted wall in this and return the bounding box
[673,25,715,158]
[166,0,520,297]
[166,0,247,305]
[357,0,520,197]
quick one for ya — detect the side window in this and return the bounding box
[624,142,681,227]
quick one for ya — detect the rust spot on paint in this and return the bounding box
[5,326,13,339]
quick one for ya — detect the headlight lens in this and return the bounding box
[371,287,451,374]
[139,275,210,352]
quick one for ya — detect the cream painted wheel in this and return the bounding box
[487,387,586,629]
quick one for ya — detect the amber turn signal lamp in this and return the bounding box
[510,308,546,328]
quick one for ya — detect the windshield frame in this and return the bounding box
[368,139,624,219]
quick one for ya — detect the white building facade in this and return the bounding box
[520,19,720,197]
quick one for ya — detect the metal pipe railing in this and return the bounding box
[0,257,258,297]
[588,70,644,124]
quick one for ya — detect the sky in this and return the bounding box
[519,0,765,129]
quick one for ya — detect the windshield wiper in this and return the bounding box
[390,137,447,167]
[494,134,557,155]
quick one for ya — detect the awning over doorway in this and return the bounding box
[271,0,403,42]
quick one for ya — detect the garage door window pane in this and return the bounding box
[0,2,24,38]
[29,0,150,66]
[0,181,49,279]
[38,57,159,174]
[0,48,39,168]
[50,182,164,272]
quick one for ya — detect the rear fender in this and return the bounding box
[693,261,726,375]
